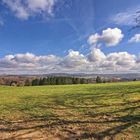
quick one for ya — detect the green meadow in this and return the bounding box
[0,82,140,140]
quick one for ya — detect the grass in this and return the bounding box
[0,81,140,139]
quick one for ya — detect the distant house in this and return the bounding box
[10,81,17,86]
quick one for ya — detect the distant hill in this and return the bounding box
[1,73,140,80]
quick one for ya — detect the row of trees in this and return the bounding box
[1,76,121,86]
[30,77,93,86]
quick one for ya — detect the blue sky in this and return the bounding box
[0,0,140,74]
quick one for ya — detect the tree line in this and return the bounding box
[29,77,94,86]
[0,76,122,86]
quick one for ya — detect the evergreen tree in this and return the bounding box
[96,76,102,83]
[25,79,31,86]
[32,79,40,86]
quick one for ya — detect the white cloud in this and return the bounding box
[0,49,139,74]
[27,0,55,15]
[60,50,88,69]
[86,48,137,72]
[101,28,124,46]
[107,52,136,68]
[0,53,61,73]
[2,0,57,20]
[88,48,106,62]
[88,28,124,47]
[129,34,140,43]
[88,33,100,45]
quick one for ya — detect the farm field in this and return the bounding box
[0,82,140,140]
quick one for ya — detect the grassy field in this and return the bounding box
[0,82,140,140]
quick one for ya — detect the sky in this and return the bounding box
[0,0,140,74]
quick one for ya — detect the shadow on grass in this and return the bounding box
[0,100,140,140]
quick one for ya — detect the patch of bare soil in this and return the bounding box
[0,114,136,140]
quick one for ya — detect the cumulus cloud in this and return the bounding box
[60,50,88,69]
[0,53,61,74]
[88,33,100,45]
[86,48,137,72]
[2,0,57,20]
[129,34,140,43]
[88,28,124,47]
[87,48,106,62]
[0,49,139,74]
